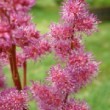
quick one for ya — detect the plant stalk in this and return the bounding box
[23,61,27,88]
[9,44,22,90]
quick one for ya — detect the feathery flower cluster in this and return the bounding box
[31,82,90,110]
[50,23,82,59]
[0,0,50,66]
[61,0,98,35]
[47,49,99,94]
[50,0,98,59]
[31,81,90,110]
[48,65,74,93]
[0,88,28,110]
[66,49,98,92]
[61,0,87,22]
[63,99,90,110]
[31,83,63,110]
[0,0,50,109]
[31,0,99,110]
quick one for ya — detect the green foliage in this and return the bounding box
[55,0,63,5]
[36,0,56,7]
[36,0,110,8]
[87,0,110,8]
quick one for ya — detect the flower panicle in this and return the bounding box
[31,0,99,109]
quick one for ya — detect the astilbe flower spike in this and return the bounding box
[31,0,99,110]
[0,0,50,90]
[0,0,99,110]
[0,0,50,109]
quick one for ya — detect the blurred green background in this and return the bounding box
[4,0,110,110]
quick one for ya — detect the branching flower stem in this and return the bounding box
[23,61,27,88]
[9,44,22,90]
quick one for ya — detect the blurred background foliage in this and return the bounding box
[4,0,110,110]
[36,0,110,8]
[87,0,110,8]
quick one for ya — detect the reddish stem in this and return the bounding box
[64,93,68,103]
[9,53,14,75]
[9,53,16,86]
[23,61,27,88]
[11,44,22,90]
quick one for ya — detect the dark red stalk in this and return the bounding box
[64,93,69,103]
[9,53,16,86]
[23,61,27,88]
[9,53,14,75]
[11,44,22,90]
